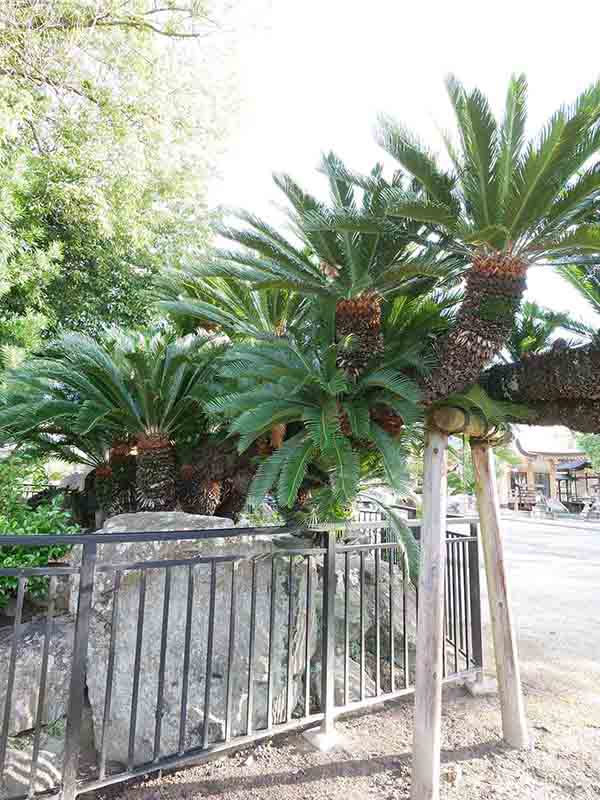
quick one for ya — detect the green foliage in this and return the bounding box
[447,439,520,496]
[559,265,600,321]
[507,301,592,361]
[0,1,236,349]
[0,330,226,459]
[183,155,466,302]
[207,316,422,518]
[376,75,600,262]
[576,432,600,472]
[0,456,78,607]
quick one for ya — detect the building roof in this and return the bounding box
[513,424,584,458]
[556,457,591,472]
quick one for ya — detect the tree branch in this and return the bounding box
[481,343,600,432]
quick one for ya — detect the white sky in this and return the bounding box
[210,0,600,327]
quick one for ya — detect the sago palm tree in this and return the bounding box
[0,331,225,511]
[207,313,424,518]
[374,74,600,400]
[190,158,464,378]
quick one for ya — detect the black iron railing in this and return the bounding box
[0,518,482,799]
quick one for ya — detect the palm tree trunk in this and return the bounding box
[136,435,177,511]
[108,441,136,515]
[482,343,600,432]
[424,253,527,402]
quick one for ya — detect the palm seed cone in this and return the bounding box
[370,405,404,438]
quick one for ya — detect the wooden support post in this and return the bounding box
[411,426,448,800]
[471,441,529,749]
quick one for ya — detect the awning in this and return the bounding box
[557,457,591,472]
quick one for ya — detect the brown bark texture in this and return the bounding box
[482,344,600,432]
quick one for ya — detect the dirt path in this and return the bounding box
[101,669,600,800]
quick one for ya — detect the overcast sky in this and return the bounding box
[210,0,600,326]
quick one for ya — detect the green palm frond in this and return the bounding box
[558,264,600,317]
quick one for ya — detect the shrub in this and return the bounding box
[0,456,78,608]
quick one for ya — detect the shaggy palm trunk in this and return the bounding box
[94,464,114,516]
[335,293,384,377]
[136,435,177,511]
[424,252,527,403]
[108,441,136,515]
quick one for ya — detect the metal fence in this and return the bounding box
[0,517,482,799]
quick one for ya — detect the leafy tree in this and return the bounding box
[0,0,238,345]
[575,432,600,471]
[0,455,78,608]
[190,156,464,377]
[207,325,423,517]
[559,264,600,321]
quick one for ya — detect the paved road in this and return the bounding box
[480,518,600,700]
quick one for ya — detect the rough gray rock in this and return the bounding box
[0,618,74,736]
[77,513,318,767]
[312,655,376,706]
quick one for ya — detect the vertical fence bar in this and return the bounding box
[202,562,217,749]
[320,530,337,737]
[446,543,454,646]
[462,539,471,669]
[468,523,484,673]
[286,557,294,723]
[450,541,459,673]
[456,538,465,665]
[267,558,277,729]
[247,559,258,735]
[304,556,312,718]
[344,551,350,706]
[359,550,366,702]
[99,571,121,779]
[178,564,195,755]
[402,560,409,689]
[154,567,172,762]
[29,577,57,797]
[0,576,22,794]
[63,541,97,800]
[128,570,147,770]
[225,562,238,742]
[0,576,26,783]
[389,552,395,693]
[375,548,381,696]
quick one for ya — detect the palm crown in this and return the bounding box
[370,75,600,399]
[378,74,600,260]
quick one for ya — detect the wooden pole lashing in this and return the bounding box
[471,441,529,749]
[411,425,448,800]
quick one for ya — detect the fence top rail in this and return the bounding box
[0,515,478,548]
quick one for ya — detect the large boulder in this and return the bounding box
[77,513,318,767]
[0,618,74,736]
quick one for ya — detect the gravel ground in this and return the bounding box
[98,520,600,800]
[98,679,600,800]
